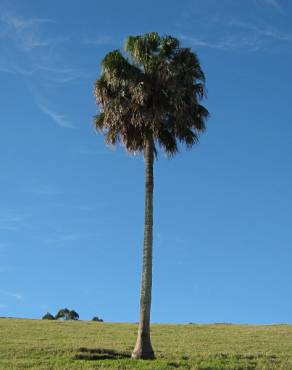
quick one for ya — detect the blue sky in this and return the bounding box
[0,0,292,324]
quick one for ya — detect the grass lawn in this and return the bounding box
[1,318,292,369]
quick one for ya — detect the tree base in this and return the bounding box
[132,331,155,360]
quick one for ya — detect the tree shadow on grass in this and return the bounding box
[73,347,131,361]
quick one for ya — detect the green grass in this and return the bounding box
[1,318,292,369]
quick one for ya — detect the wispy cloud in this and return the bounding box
[0,290,23,301]
[179,15,291,52]
[259,0,282,11]
[177,0,289,52]
[37,65,88,83]
[82,34,116,46]
[46,233,84,243]
[0,13,84,79]
[44,230,100,246]
[180,34,262,51]
[0,213,25,231]
[230,19,292,42]
[0,13,56,51]
[9,292,22,300]
[38,102,75,129]
[0,12,85,128]
[1,14,55,30]
[30,184,62,197]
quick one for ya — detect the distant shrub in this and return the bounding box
[42,312,55,320]
[68,310,79,321]
[55,308,70,320]
[55,308,79,321]
[92,316,103,322]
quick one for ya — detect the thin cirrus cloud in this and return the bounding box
[82,34,117,46]
[177,0,289,52]
[37,101,75,129]
[0,13,56,52]
[0,13,86,81]
[179,34,262,51]
[30,184,62,197]
[44,231,98,246]
[9,292,23,300]
[0,13,84,128]
[230,19,292,42]
[0,213,25,232]
[179,16,291,51]
[1,14,55,29]
[259,0,282,11]
[0,290,23,301]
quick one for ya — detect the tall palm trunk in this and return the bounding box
[132,138,155,360]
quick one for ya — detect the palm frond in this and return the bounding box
[157,129,178,156]
[125,32,160,70]
[94,112,105,132]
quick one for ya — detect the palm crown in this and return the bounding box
[94,32,209,155]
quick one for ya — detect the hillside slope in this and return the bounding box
[1,318,292,369]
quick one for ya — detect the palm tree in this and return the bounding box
[94,32,209,359]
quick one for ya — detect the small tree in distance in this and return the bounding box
[55,308,79,321]
[92,316,103,322]
[68,310,79,320]
[55,308,70,320]
[42,312,55,320]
